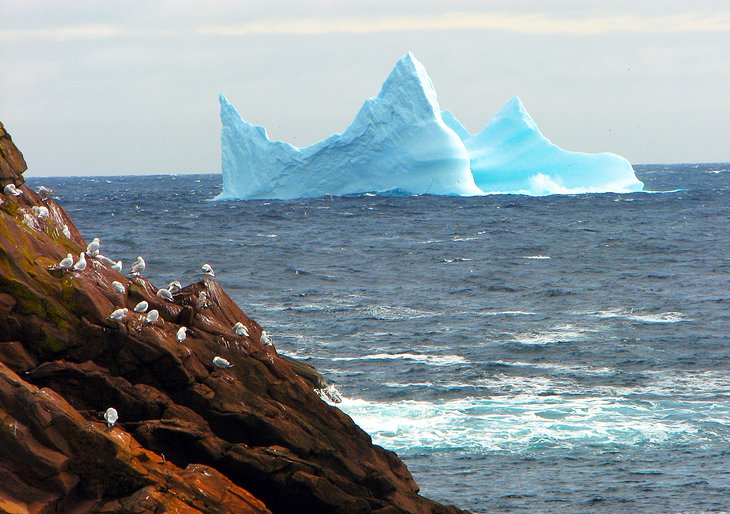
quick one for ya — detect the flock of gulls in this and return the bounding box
[4,183,276,430]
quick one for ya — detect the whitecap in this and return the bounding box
[331,352,467,366]
[522,255,551,260]
[592,309,689,323]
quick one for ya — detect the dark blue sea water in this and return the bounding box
[28,164,730,513]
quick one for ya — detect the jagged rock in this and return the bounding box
[0,122,27,187]
[0,122,466,513]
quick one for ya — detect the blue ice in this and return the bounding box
[216,53,643,200]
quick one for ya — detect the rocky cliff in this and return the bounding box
[0,124,464,513]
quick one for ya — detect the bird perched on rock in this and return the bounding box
[59,253,73,270]
[129,256,145,276]
[111,281,125,294]
[177,326,187,342]
[156,288,174,302]
[32,206,49,219]
[201,263,215,277]
[196,291,209,309]
[73,252,87,271]
[104,407,118,428]
[3,183,22,196]
[96,254,116,267]
[213,356,233,368]
[86,237,101,257]
[112,260,122,272]
[145,309,159,324]
[232,322,249,337]
[133,301,148,313]
[167,280,182,293]
[37,185,53,200]
[62,224,71,239]
[109,308,128,321]
[260,330,273,346]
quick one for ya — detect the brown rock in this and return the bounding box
[0,122,27,187]
[0,121,468,513]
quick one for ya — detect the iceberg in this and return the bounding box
[217,53,643,200]
[442,98,643,195]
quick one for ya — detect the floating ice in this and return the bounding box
[217,53,644,200]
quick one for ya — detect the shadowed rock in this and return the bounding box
[0,122,466,513]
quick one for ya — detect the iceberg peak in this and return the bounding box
[376,52,441,119]
[216,53,644,200]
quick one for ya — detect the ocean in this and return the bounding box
[28,163,730,513]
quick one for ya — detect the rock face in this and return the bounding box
[0,122,27,188]
[0,123,464,513]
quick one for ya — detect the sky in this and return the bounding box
[2,1,729,177]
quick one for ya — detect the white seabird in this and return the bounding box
[109,308,128,321]
[111,281,125,294]
[129,256,145,276]
[62,224,71,239]
[104,407,118,427]
[156,288,174,302]
[260,330,273,346]
[73,252,87,271]
[37,185,53,200]
[3,183,22,196]
[133,300,148,313]
[112,261,122,272]
[32,206,49,219]
[167,281,182,293]
[232,322,249,337]
[145,309,159,324]
[176,326,187,342]
[201,263,215,277]
[86,238,101,257]
[96,254,116,267]
[59,253,74,270]
[212,356,233,368]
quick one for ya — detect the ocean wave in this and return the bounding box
[508,324,593,345]
[361,305,440,321]
[591,309,690,323]
[330,352,467,366]
[337,394,729,454]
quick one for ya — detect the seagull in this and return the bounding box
[129,256,145,276]
[109,308,128,321]
[111,281,125,294]
[201,263,215,277]
[37,185,53,200]
[145,309,159,324]
[156,288,174,302]
[3,183,22,196]
[32,206,49,219]
[196,291,209,309]
[73,252,87,271]
[104,407,118,428]
[232,322,249,337]
[176,326,187,342]
[260,330,273,346]
[59,253,74,270]
[96,254,116,267]
[167,281,182,293]
[62,224,71,239]
[112,261,122,272]
[86,238,101,257]
[212,356,233,368]
[133,301,148,313]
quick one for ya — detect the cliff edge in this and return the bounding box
[0,123,465,513]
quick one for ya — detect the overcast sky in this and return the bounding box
[2,1,729,176]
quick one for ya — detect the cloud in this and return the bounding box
[198,12,730,36]
[2,12,730,41]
